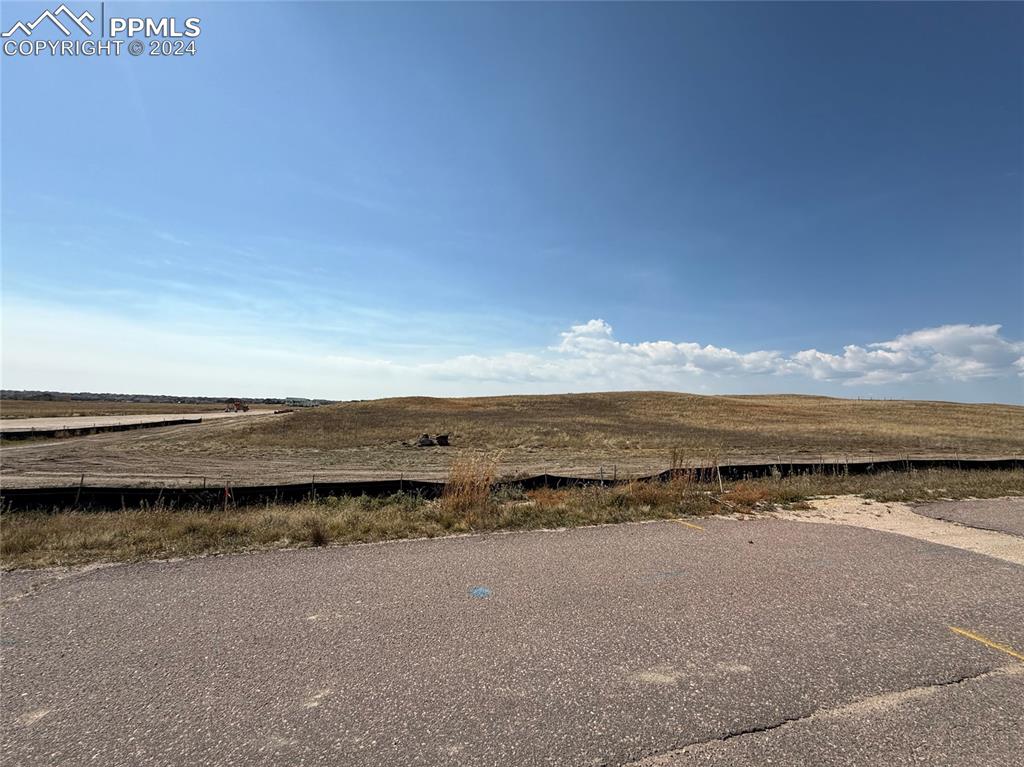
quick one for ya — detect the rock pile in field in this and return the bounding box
[413,433,450,447]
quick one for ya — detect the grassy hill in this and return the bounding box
[3,392,1021,489]
[228,392,1024,459]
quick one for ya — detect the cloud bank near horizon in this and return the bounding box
[3,301,1022,401]
[423,319,1024,388]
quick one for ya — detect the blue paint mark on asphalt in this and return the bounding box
[469,586,492,599]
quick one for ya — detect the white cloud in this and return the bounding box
[2,298,1021,400]
[554,319,788,376]
[424,320,1023,389]
[793,324,1024,384]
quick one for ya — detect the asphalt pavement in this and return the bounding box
[2,510,1023,766]
[915,497,1024,538]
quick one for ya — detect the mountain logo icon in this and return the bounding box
[2,4,94,37]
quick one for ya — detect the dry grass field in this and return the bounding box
[0,399,228,419]
[4,468,1022,569]
[1,392,1021,490]
[226,392,1024,458]
[3,392,1022,569]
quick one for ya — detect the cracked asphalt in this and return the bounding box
[2,508,1023,766]
[627,665,1024,766]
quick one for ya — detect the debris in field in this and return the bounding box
[412,433,451,447]
[710,496,739,512]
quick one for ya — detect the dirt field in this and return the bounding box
[235,393,1023,455]
[0,400,231,420]
[0,410,276,433]
[1,393,1021,489]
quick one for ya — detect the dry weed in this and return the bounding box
[438,454,498,519]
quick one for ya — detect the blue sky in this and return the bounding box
[2,1,1022,402]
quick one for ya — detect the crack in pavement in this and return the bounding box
[623,665,1024,766]
[715,711,813,743]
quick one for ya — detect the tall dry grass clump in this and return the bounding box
[438,454,499,519]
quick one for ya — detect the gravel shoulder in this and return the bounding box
[775,496,1024,566]
[913,497,1024,538]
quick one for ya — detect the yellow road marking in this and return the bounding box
[949,626,1024,663]
[674,519,704,531]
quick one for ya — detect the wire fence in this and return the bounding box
[2,457,1021,512]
